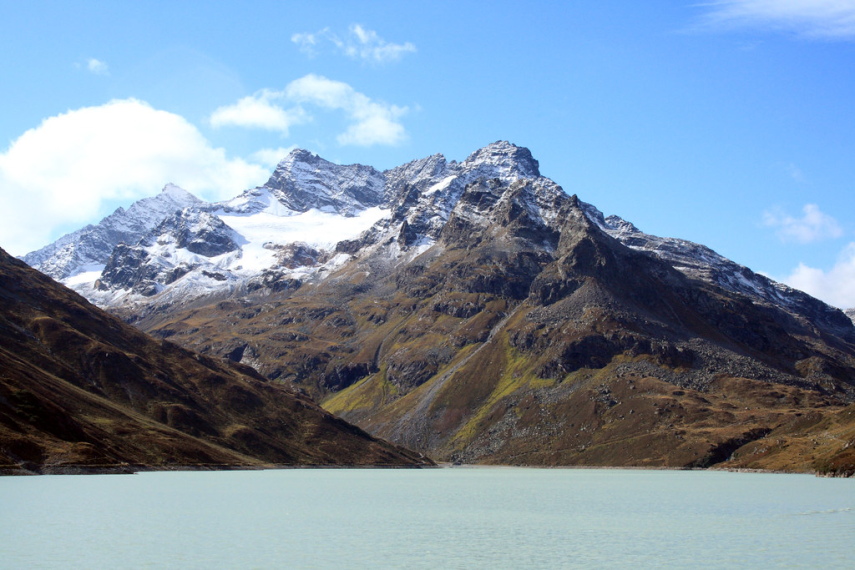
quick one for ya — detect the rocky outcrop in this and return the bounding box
[255,149,385,215]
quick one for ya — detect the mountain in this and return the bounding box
[25,142,855,475]
[0,247,431,474]
[23,184,201,282]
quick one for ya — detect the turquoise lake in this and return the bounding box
[1,468,853,568]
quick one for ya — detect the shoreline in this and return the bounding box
[3,461,845,477]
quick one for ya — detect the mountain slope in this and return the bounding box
[319,188,855,472]
[0,247,430,474]
[363,194,853,468]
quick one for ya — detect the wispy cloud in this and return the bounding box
[87,58,109,75]
[210,74,409,147]
[784,243,855,309]
[291,24,416,64]
[762,203,843,244]
[75,57,109,75]
[291,31,320,55]
[0,99,267,256]
[694,0,855,40]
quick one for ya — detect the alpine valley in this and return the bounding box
[21,142,855,475]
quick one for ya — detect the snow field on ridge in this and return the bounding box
[218,206,388,273]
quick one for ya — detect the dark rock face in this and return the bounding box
[587,207,855,345]
[153,210,239,257]
[97,244,156,293]
[322,362,377,392]
[275,243,325,269]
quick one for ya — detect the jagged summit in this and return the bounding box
[260,148,385,215]
[461,140,540,178]
[30,142,558,305]
[23,184,202,281]
[160,182,197,201]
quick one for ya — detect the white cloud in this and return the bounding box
[783,243,855,309]
[211,74,409,147]
[286,74,408,146]
[762,203,843,244]
[291,24,416,63]
[210,90,308,133]
[696,0,855,39]
[0,99,268,256]
[87,58,109,75]
[284,74,352,109]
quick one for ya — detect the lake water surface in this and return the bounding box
[1,468,853,568]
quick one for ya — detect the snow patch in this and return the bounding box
[424,175,457,196]
[221,206,386,257]
[64,266,105,287]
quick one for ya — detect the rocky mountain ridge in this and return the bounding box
[257,148,386,215]
[27,142,850,336]
[23,184,201,281]
[22,141,855,473]
[586,207,853,336]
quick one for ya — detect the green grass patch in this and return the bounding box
[322,364,399,416]
[446,334,557,451]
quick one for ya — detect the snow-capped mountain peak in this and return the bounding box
[159,182,198,203]
[23,142,851,340]
[259,148,386,216]
[22,183,203,280]
[461,140,540,179]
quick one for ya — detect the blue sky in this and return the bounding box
[1,1,854,308]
